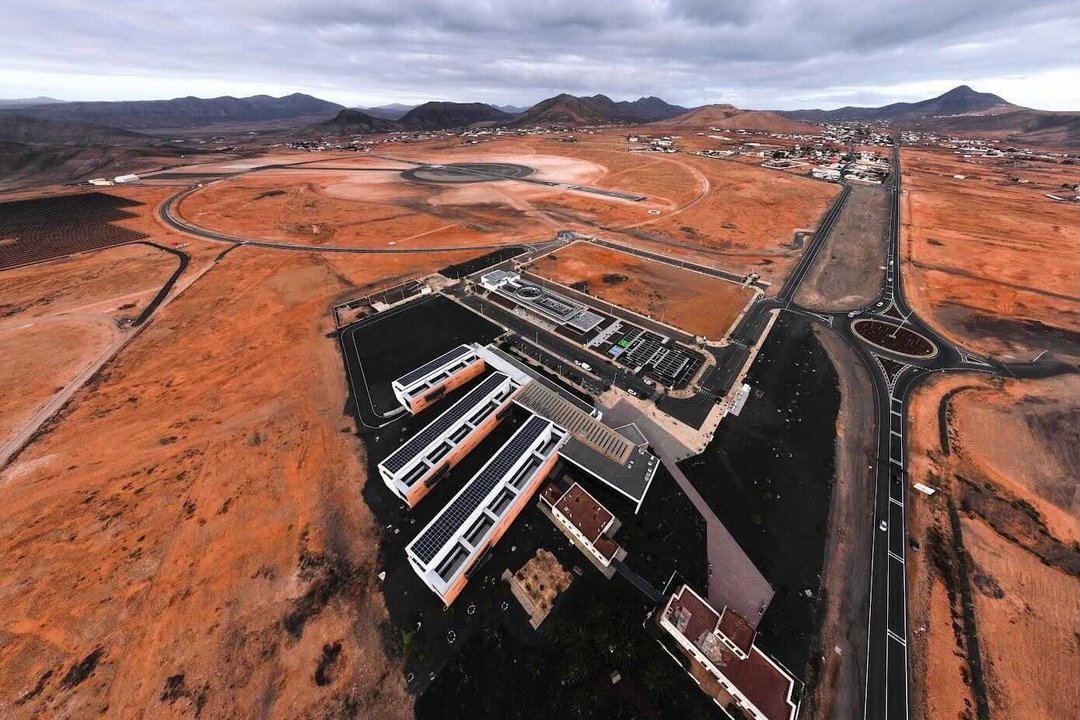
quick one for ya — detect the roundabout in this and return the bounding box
[852,317,938,359]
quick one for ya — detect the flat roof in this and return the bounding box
[663,585,796,720]
[557,437,658,510]
[479,345,597,417]
[409,415,559,565]
[394,344,473,389]
[552,482,613,545]
[381,372,511,475]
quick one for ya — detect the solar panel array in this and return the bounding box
[410,415,550,564]
[382,372,507,474]
[395,345,473,388]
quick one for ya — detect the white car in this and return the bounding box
[878,520,888,532]
[627,387,639,397]
[577,361,592,372]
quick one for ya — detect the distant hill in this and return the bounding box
[923,109,1080,147]
[660,105,818,134]
[399,101,513,130]
[12,93,343,129]
[495,104,528,115]
[313,108,399,134]
[514,94,613,126]
[359,103,416,120]
[513,93,688,126]
[589,95,689,122]
[778,85,1077,146]
[0,112,149,145]
[0,96,66,109]
[781,85,1014,123]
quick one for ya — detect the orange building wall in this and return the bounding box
[441,451,560,606]
[402,403,507,508]
[407,359,485,414]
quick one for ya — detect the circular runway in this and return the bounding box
[401,162,536,185]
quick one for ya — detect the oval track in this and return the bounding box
[158,186,533,255]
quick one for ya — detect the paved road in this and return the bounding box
[792,145,1075,720]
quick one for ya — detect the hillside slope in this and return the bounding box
[399,102,513,130]
[660,105,818,133]
[13,93,343,130]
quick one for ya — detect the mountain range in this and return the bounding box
[1,86,1075,148]
[777,85,1078,145]
[8,93,343,129]
[779,85,1013,122]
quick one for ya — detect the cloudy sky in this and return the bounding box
[3,0,1078,110]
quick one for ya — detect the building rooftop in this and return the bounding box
[662,585,796,720]
[406,415,568,604]
[552,483,613,544]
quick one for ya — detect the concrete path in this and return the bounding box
[606,401,774,626]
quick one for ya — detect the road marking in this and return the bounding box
[890,497,904,508]
[889,551,904,563]
[891,409,902,417]
[888,630,906,646]
[890,429,902,438]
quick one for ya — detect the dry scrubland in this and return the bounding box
[179,133,838,292]
[901,147,1080,360]
[0,183,487,716]
[527,241,754,340]
[0,133,843,717]
[905,373,1080,720]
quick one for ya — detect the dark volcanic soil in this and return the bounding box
[680,314,840,677]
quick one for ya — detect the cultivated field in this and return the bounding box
[901,147,1080,360]
[905,373,1080,720]
[526,241,755,340]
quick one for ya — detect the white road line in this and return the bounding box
[888,630,906,646]
[891,409,902,417]
[889,551,904,563]
[890,497,904,507]
[890,429,902,437]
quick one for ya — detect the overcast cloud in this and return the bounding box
[2,0,1078,110]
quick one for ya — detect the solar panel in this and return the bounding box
[395,345,472,388]
[382,372,508,474]
[410,415,550,564]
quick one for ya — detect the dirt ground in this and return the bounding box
[900,147,1080,360]
[526,241,755,340]
[174,133,838,293]
[795,184,889,311]
[905,372,1080,720]
[0,200,496,717]
[803,327,876,720]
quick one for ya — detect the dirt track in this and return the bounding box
[805,326,876,720]
[795,184,888,311]
[904,372,1080,720]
